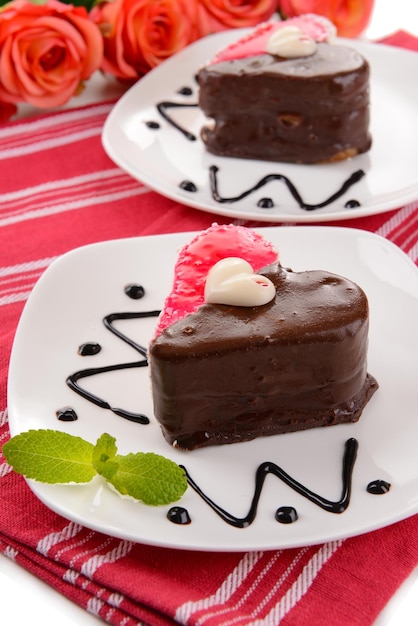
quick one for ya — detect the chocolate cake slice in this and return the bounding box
[149,226,378,451]
[197,16,371,164]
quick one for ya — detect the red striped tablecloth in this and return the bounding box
[0,32,417,626]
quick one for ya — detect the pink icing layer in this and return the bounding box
[154,224,278,337]
[209,14,336,65]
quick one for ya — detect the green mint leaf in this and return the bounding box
[3,430,188,506]
[107,452,188,505]
[92,433,118,480]
[2,430,96,484]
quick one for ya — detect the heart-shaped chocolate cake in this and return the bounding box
[197,14,371,164]
[149,224,378,450]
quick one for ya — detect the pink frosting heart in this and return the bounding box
[209,14,336,65]
[154,224,278,336]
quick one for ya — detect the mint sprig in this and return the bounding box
[2,430,187,506]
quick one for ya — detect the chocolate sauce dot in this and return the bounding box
[180,180,197,193]
[345,199,361,208]
[124,284,145,300]
[78,342,101,356]
[177,86,193,96]
[167,506,191,525]
[275,506,298,524]
[367,480,391,495]
[145,121,160,129]
[257,197,274,209]
[56,407,78,422]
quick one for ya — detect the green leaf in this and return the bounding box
[92,433,118,480]
[107,452,188,505]
[3,430,188,506]
[2,430,96,484]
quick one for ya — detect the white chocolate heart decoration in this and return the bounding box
[204,258,276,307]
[266,25,317,58]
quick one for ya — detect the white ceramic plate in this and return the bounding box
[102,32,418,223]
[7,227,418,551]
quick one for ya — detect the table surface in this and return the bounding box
[2,1,418,624]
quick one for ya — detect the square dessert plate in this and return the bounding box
[102,31,418,222]
[7,226,418,551]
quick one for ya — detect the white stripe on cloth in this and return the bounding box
[80,539,134,579]
[0,183,149,227]
[120,617,136,626]
[0,409,12,478]
[375,202,418,240]
[192,551,283,626]
[87,597,105,617]
[63,540,134,587]
[0,169,126,206]
[0,258,56,307]
[0,408,8,427]
[0,104,113,160]
[3,545,19,560]
[408,240,418,262]
[0,104,113,140]
[86,593,127,626]
[0,463,12,478]
[36,521,84,556]
[0,168,143,224]
[176,542,342,626]
[201,548,310,626]
[57,530,100,565]
[0,290,36,306]
[108,592,125,608]
[0,128,103,160]
[0,433,13,466]
[0,274,42,303]
[374,202,418,263]
[175,551,264,623]
[246,540,343,626]
[0,270,46,288]
[0,258,56,278]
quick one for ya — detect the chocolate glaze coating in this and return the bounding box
[149,264,378,450]
[198,43,371,164]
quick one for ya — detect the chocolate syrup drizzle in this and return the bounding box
[156,102,198,141]
[66,310,160,424]
[181,438,358,528]
[209,165,365,211]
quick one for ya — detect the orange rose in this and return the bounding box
[199,0,277,30]
[0,0,103,109]
[92,0,209,80]
[278,0,375,38]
